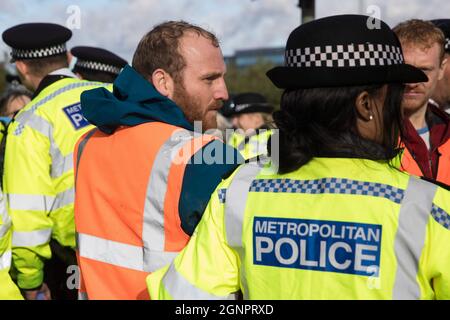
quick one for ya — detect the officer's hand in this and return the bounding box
[23,283,52,300]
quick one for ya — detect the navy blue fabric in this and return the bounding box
[180,140,243,235]
[80,65,193,134]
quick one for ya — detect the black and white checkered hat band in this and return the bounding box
[285,43,404,68]
[12,44,67,59]
[76,60,122,74]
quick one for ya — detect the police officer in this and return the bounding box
[147,15,450,300]
[2,23,107,299]
[227,92,274,160]
[71,46,127,83]
[0,67,32,300]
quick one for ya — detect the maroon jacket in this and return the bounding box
[402,103,450,180]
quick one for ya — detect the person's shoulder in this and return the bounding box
[191,138,244,167]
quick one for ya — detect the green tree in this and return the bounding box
[225,59,282,108]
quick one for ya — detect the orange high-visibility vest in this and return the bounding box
[74,122,217,300]
[401,140,450,186]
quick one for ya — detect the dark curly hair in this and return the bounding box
[272,84,405,174]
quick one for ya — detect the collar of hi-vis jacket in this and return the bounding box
[32,67,78,98]
[80,65,194,134]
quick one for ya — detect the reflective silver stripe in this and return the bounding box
[78,233,177,273]
[12,228,52,247]
[162,263,235,300]
[0,217,11,239]
[51,148,73,179]
[52,188,74,210]
[8,194,55,212]
[16,112,52,137]
[393,176,437,300]
[20,81,104,116]
[0,250,11,270]
[78,291,89,300]
[78,233,144,271]
[225,163,263,247]
[0,194,11,238]
[142,129,193,252]
[144,250,179,272]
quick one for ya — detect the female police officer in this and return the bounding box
[146,15,450,300]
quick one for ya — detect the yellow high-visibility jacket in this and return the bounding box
[148,157,450,300]
[0,121,23,299]
[4,78,108,290]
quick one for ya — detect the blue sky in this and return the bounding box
[1,0,449,63]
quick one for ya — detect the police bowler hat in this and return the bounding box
[430,19,450,53]
[267,14,428,89]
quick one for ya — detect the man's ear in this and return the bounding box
[15,60,28,78]
[151,68,175,98]
[438,57,447,81]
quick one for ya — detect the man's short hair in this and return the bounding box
[21,53,69,78]
[132,20,220,83]
[393,19,446,61]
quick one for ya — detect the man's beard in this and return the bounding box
[172,85,219,132]
[402,96,428,115]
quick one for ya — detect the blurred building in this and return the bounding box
[225,47,284,68]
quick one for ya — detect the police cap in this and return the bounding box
[2,23,72,61]
[227,92,274,116]
[71,46,127,75]
[430,19,450,53]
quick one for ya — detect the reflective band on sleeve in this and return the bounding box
[15,112,52,137]
[8,194,55,212]
[225,163,263,247]
[12,228,52,247]
[162,263,235,300]
[51,151,74,179]
[52,188,74,210]
[143,250,179,272]
[142,129,193,252]
[0,217,11,239]
[77,233,144,271]
[393,176,437,300]
[0,250,11,270]
[78,291,88,300]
